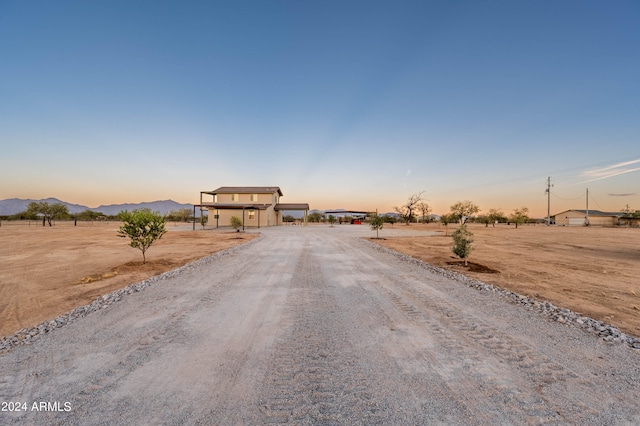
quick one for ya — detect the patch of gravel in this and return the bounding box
[0,234,262,355]
[363,239,640,350]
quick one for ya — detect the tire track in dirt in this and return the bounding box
[258,243,385,424]
[348,237,640,424]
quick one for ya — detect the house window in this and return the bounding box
[251,194,258,202]
[248,210,255,219]
[231,194,239,201]
[214,195,217,202]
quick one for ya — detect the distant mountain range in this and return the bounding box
[0,197,195,216]
[1,199,436,219]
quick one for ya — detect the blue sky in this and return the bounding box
[1,1,639,216]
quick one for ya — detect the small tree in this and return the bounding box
[230,215,242,232]
[450,200,480,224]
[452,223,474,266]
[118,209,167,264]
[369,213,384,239]
[308,212,323,223]
[478,215,491,227]
[383,215,397,226]
[440,213,453,236]
[509,207,529,229]
[488,208,506,227]
[394,191,425,225]
[27,201,69,226]
[328,215,336,227]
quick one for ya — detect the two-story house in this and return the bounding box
[197,186,309,228]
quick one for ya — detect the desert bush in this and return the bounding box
[452,223,474,265]
[230,215,242,231]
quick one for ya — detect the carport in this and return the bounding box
[275,203,310,226]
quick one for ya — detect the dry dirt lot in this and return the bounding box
[0,221,256,337]
[372,223,640,337]
[1,221,639,339]
[1,225,639,425]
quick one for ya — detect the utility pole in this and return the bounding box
[586,188,589,226]
[545,176,553,225]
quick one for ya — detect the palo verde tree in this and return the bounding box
[26,201,69,226]
[394,191,425,225]
[509,207,529,229]
[117,209,167,264]
[328,215,336,227]
[369,213,384,239]
[452,223,474,266]
[449,200,480,224]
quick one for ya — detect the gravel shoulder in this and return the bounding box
[1,225,639,424]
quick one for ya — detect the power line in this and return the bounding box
[588,191,604,210]
[550,193,584,201]
[547,176,552,224]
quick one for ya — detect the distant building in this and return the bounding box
[553,209,622,226]
[197,186,309,227]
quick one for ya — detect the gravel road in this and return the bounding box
[1,225,639,425]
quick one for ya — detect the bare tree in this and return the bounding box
[416,201,432,223]
[394,191,425,225]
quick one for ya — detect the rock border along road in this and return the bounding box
[1,226,639,424]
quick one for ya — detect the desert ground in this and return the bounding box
[0,221,256,337]
[1,225,639,424]
[1,220,639,339]
[372,222,640,337]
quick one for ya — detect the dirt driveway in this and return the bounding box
[1,225,639,424]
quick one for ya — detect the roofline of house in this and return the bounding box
[204,187,283,197]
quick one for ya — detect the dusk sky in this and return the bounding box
[1,1,639,217]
